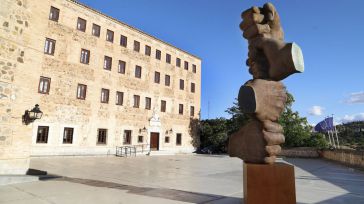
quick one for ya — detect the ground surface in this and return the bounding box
[0,155,363,204]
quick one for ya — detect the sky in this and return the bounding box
[78,0,364,125]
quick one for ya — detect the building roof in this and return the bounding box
[68,0,201,60]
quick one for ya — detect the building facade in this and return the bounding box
[0,0,201,174]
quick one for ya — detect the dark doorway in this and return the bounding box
[150,132,159,151]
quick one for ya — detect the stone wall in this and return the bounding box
[322,150,364,169]
[0,0,47,174]
[280,148,364,169]
[279,147,320,158]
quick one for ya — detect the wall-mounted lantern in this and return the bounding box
[139,126,147,133]
[22,104,43,125]
[165,128,173,135]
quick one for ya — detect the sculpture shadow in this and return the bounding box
[45,175,242,203]
[26,168,62,180]
[27,168,241,203]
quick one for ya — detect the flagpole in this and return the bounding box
[331,131,336,148]
[329,131,335,148]
[327,132,332,146]
[332,114,340,149]
[324,116,336,148]
[334,126,340,149]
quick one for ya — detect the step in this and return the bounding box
[0,175,39,186]
[148,150,176,156]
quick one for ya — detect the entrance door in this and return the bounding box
[150,132,159,151]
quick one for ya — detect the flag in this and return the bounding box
[325,117,334,131]
[314,117,334,132]
[314,120,326,132]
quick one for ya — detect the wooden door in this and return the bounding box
[150,132,159,151]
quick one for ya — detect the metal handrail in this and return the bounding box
[115,146,134,157]
[115,144,149,157]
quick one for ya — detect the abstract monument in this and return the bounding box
[228,3,304,203]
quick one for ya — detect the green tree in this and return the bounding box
[199,118,228,152]
[336,121,364,150]
[303,132,328,149]
[200,92,329,152]
[225,99,250,135]
[225,93,328,149]
[278,93,328,148]
[189,117,201,148]
[278,93,311,147]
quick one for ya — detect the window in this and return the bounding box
[124,130,132,145]
[179,104,184,115]
[134,40,140,52]
[138,136,143,143]
[161,100,166,112]
[38,76,51,94]
[106,29,114,42]
[179,79,184,90]
[77,84,87,100]
[156,49,161,60]
[116,91,123,105]
[49,6,60,22]
[165,75,170,86]
[145,97,151,110]
[145,45,151,56]
[103,56,112,70]
[92,24,100,37]
[192,64,197,73]
[191,83,195,93]
[97,129,107,145]
[184,61,189,70]
[118,60,126,74]
[100,88,109,103]
[176,133,182,146]
[36,126,49,143]
[80,49,90,64]
[120,35,127,47]
[135,65,142,78]
[63,128,74,144]
[176,58,181,67]
[190,106,195,117]
[133,95,140,108]
[165,136,170,143]
[44,38,56,55]
[154,71,160,84]
[77,17,86,32]
[166,54,171,64]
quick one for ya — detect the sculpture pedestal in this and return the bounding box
[243,162,296,204]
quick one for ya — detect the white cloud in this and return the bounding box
[339,113,364,124]
[345,91,364,104]
[308,106,324,116]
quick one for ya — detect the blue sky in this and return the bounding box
[79,0,364,125]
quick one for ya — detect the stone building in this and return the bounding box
[0,0,201,174]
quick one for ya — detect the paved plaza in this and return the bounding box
[1,155,364,204]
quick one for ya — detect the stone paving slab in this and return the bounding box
[0,155,363,203]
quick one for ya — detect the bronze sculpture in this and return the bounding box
[228,3,304,164]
